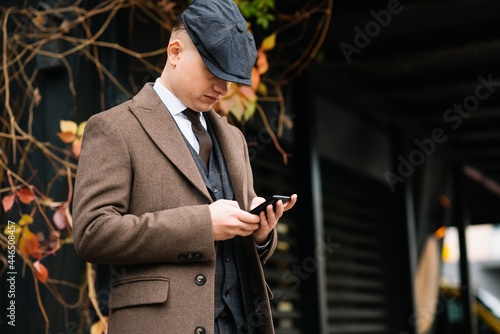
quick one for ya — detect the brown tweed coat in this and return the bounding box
[72,84,277,333]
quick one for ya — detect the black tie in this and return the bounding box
[183,109,213,166]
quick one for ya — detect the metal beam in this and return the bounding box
[292,72,328,333]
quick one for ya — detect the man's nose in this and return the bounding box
[213,79,230,97]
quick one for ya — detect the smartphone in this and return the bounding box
[249,195,291,215]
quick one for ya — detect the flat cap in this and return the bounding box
[182,0,257,86]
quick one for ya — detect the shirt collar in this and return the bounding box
[153,78,187,116]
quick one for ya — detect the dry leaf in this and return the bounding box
[59,19,71,34]
[77,121,87,137]
[72,140,82,157]
[261,33,276,52]
[2,194,15,212]
[33,261,49,283]
[57,131,77,144]
[257,49,269,75]
[19,227,41,259]
[251,68,261,91]
[53,206,67,230]
[33,87,42,106]
[19,214,34,226]
[60,120,78,134]
[17,188,35,204]
[90,317,109,334]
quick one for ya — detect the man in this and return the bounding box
[72,0,297,333]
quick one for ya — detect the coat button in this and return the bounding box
[178,254,186,262]
[236,23,245,32]
[186,253,193,261]
[195,274,206,286]
[194,327,205,334]
[194,252,202,260]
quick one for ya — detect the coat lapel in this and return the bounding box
[129,84,211,201]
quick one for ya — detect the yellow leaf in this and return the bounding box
[261,33,276,52]
[19,214,34,226]
[257,82,268,96]
[3,224,22,242]
[59,120,77,134]
[77,121,87,137]
[243,101,256,122]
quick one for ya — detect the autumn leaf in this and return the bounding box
[57,131,77,143]
[40,197,63,208]
[3,224,22,242]
[19,214,34,226]
[17,188,35,204]
[59,19,71,34]
[72,139,82,157]
[261,33,276,52]
[57,120,78,143]
[243,100,257,122]
[256,49,269,75]
[18,227,42,259]
[33,261,49,283]
[90,317,109,334]
[2,193,15,212]
[60,120,78,134]
[77,121,87,137]
[33,87,42,106]
[57,120,86,149]
[251,67,261,91]
[53,205,68,230]
[257,82,268,96]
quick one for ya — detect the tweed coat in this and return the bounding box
[72,83,277,333]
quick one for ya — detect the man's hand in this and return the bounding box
[209,200,261,241]
[251,194,298,245]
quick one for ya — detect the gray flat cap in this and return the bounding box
[182,0,257,86]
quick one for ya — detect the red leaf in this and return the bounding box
[17,188,35,204]
[33,261,49,283]
[53,206,67,230]
[2,194,15,212]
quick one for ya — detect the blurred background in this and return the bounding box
[1,0,500,333]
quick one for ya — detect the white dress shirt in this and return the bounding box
[153,78,208,154]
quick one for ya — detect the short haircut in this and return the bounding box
[172,16,185,32]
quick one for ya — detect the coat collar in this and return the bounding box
[129,83,246,204]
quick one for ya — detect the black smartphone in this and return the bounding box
[249,195,291,215]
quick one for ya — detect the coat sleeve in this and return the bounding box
[236,129,278,264]
[72,113,216,265]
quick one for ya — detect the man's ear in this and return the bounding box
[167,39,182,66]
